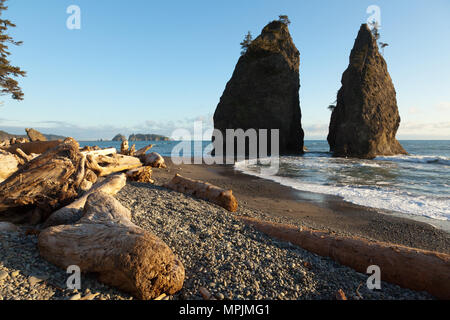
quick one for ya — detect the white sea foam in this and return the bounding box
[375,155,450,166]
[235,160,450,221]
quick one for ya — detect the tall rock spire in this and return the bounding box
[213,20,304,156]
[327,24,407,158]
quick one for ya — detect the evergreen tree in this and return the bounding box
[278,15,291,26]
[369,20,381,41]
[240,31,252,55]
[0,0,26,100]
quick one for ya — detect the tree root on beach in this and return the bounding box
[164,174,238,212]
[239,216,450,300]
[126,166,154,184]
[38,192,185,300]
[43,173,127,228]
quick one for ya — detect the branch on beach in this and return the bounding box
[164,174,238,212]
[86,153,142,177]
[135,144,154,157]
[239,216,450,300]
[38,192,185,300]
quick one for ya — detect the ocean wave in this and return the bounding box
[235,160,450,221]
[375,155,450,166]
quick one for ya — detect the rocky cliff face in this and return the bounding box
[327,24,406,159]
[112,134,126,142]
[213,21,304,156]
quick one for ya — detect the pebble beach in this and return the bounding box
[0,178,435,300]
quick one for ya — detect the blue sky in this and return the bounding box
[1,0,449,140]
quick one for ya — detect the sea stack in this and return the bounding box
[327,24,407,159]
[213,20,304,156]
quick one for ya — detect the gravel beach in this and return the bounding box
[0,162,442,300]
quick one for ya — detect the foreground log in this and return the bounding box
[0,150,20,183]
[239,216,450,300]
[164,174,238,212]
[38,192,185,300]
[6,140,62,156]
[126,167,154,184]
[140,152,166,168]
[0,138,84,223]
[43,174,126,228]
[86,153,142,177]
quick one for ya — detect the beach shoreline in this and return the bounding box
[153,158,450,254]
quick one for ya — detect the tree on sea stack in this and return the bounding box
[0,0,26,100]
[278,15,291,26]
[240,31,252,55]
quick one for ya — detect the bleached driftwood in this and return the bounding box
[0,150,20,183]
[135,144,154,157]
[120,140,129,155]
[86,153,142,177]
[126,166,154,184]
[140,152,166,168]
[38,192,185,300]
[14,148,35,163]
[0,139,10,148]
[0,138,85,223]
[80,148,117,157]
[164,174,238,212]
[239,216,450,300]
[43,173,126,228]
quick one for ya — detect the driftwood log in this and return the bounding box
[80,147,116,157]
[0,138,85,223]
[6,140,62,156]
[140,152,166,168]
[164,174,238,212]
[43,174,126,228]
[0,150,20,183]
[86,153,142,177]
[38,192,185,300]
[126,167,154,184]
[239,216,450,300]
[135,144,154,157]
[120,140,129,154]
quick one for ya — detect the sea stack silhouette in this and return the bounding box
[327,24,407,159]
[213,20,304,156]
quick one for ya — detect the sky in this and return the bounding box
[0,0,449,140]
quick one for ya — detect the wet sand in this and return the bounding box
[152,159,450,254]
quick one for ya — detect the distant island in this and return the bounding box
[112,133,171,142]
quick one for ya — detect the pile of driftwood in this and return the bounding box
[0,137,184,299]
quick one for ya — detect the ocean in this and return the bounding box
[80,140,450,223]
